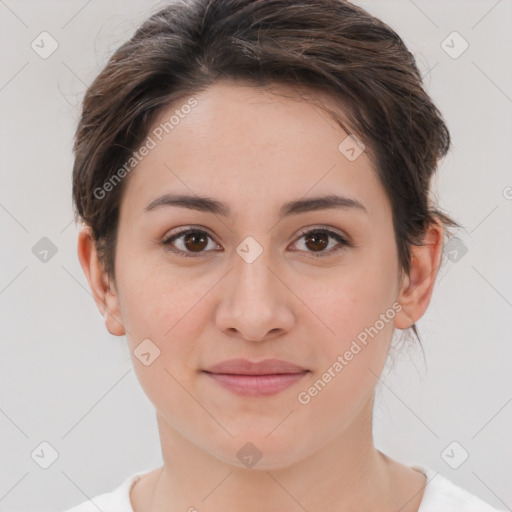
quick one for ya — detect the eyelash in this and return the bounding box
[161,226,351,259]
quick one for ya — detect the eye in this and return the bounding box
[290,227,350,258]
[162,226,351,259]
[162,227,221,257]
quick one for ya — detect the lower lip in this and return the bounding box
[204,371,308,396]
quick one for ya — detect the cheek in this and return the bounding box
[114,255,217,400]
[296,252,397,409]
[116,252,209,341]
[303,263,397,350]
[296,277,395,431]
[116,263,213,420]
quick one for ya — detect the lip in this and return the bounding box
[205,358,308,375]
[202,358,309,397]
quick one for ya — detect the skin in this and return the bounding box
[78,80,443,512]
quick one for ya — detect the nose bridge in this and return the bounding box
[215,239,295,340]
[233,236,279,307]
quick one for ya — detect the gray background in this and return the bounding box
[1,0,511,510]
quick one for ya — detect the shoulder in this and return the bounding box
[61,468,155,512]
[413,464,507,512]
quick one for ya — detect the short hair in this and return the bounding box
[72,0,460,342]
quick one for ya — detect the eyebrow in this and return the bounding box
[144,193,367,217]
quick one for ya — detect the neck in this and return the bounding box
[146,394,396,512]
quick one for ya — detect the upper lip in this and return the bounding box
[203,358,308,375]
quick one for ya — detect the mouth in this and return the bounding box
[202,358,310,397]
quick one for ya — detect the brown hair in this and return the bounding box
[72,0,460,342]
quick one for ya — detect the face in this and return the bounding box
[89,81,411,469]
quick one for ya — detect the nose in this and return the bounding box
[214,247,295,342]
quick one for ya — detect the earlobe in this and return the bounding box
[77,226,126,337]
[393,220,444,330]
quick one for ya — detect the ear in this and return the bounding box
[77,225,126,336]
[394,219,444,330]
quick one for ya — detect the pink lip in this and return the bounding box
[203,358,309,397]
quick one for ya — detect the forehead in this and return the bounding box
[120,81,389,220]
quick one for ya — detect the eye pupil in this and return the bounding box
[184,232,208,252]
[305,231,328,252]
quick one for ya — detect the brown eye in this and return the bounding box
[162,227,349,259]
[291,228,350,258]
[304,231,329,252]
[162,228,220,257]
[183,231,208,252]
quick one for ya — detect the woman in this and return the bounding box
[65,0,504,510]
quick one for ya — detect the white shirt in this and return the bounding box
[62,464,506,511]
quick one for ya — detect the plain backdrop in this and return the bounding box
[1,0,511,510]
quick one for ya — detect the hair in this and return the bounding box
[72,0,460,343]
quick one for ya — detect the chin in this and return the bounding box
[210,432,310,471]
